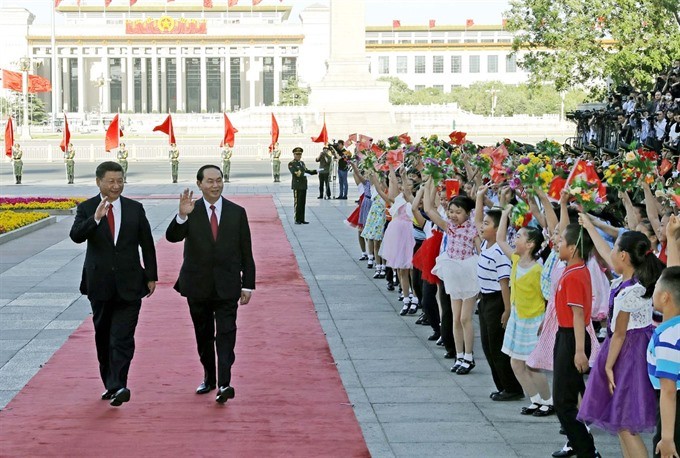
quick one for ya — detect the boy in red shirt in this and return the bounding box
[553,223,599,458]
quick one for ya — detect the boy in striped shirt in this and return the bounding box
[475,188,523,401]
[648,266,680,458]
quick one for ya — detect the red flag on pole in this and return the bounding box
[228,0,238,6]
[269,113,279,152]
[54,0,63,7]
[252,0,262,5]
[105,0,112,7]
[27,74,52,93]
[60,113,71,153]
[466,19,474,27]
[105,114,124,152]
[203,0,213,7]
[311,122,328,144]
[220,113,238,148]
[429,19,436,28]
[153,114,176,145]
[565,159,606,199]
[4,117,14,158]
[392,20,401,28]
[1,70,22,92]
[130,0,138,5]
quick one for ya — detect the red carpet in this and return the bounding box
[0,196,369,457]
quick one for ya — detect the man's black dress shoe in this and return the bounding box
[317,196,323,199]
[196,381,216,394]
[491,391,525,402]
[110,387,131,407]
[216,386,235,404]
[427,332,440,341]
[101,389,117,400]
[295,221,302,225]
[443,351,456,359]
[301,221,309,224]
[551,446,576,457]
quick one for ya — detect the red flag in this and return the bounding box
[28,74,52,93]
[228,0,238,5]
[347,133,358,143]
[386,150,404,168]
[220,113,238,148]
[105,0,112,7]
[4,117,14,158]
[398,132,411,145]
[566,159,606,199]
[2,70,22,92]
[502,19,508,28]
[392,20,401,28]
[311,123,328,144]
[203,0,213,7]
[253,0,262,5]
[429,19,436,28]
[269,113,279,152]
[105,114,124,152]
[547,176,567,200]
[358,134,373,151]
[54,0,63,7]
[466,19,474,27]
[371,144,384,155]
[449,130,467,145]
[130,0,138,5]
[659,158,672,176]
[60,113,71,153]
[153,114,176,145]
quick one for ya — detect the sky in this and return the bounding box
[0,0,512,26]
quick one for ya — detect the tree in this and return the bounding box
[505,0,680,93]
[378,76,415,104]
[1,94,47,125]
[279,78,310,106]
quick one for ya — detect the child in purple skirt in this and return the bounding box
[578,215,665,457]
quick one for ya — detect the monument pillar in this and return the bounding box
[309,0,394,135]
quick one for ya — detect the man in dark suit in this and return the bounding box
[166,165,256,404]
[70,161,157,407]
[288,146,317,224]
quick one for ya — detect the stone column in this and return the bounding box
[160,56,167,112]
[220,55,227,112]
[176,49,184,112]
[62,57,70,112]
[127,53,134,113]
[141,57,148,113]
[200,53,207,112]
[53,55,62,113]
[102,55,110,113]
[77,55,85,113]
[151,53,159,112]
[248,55,257,108]
[273,52,281,106]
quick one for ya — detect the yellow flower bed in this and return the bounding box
[0,198,84,211]
[0,211,51,234]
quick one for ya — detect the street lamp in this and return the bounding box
[485,87,499,118]
[19,57,31,140]
[95,76,106,130]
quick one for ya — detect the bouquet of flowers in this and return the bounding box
[535,139,563,158]
[510,201,533,229]
[420,135,463,183]
[568,178,606,213]
[603,163,637,191]
[623,148,658,184]
[513,153,554,194]
[470,153,493,178]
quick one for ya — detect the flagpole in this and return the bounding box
[51,2,57,132]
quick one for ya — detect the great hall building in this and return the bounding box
[0,1,529,118]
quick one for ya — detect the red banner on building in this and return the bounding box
[126,17,207,35]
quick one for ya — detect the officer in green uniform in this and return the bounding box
[271,142,281,182]
[11,143,23,184]
[288,147,317,225]
[221,146,233,182]
[65,142,75,184]
[169,143,179,183]
[117,142,129,183]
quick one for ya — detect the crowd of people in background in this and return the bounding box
[337,130,680,458]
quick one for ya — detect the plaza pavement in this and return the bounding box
[0,160,632,457]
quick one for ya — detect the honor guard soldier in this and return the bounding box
[169,143,179,183]
[288,147,317,224]
[11,143,23,184]
[271,142,282,182]
[221,146,233,182]
[65,142,76,184]
[117,142,129,183]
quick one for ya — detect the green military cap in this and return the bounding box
[293,147,303,154]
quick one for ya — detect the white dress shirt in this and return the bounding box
[95,195,121,245]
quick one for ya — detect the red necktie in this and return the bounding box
[210,205,218,241]
[107,203,115,240]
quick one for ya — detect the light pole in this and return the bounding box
[95,76,106,130]
[19,57,32,140]
[485,87,499,117]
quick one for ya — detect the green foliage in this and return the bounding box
[378,77,587,116]
[279,78,310,106]
[1,95,47,125]
[505,0,680,93]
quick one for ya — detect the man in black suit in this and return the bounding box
[70,161,157,407]
[166,165,256,404]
